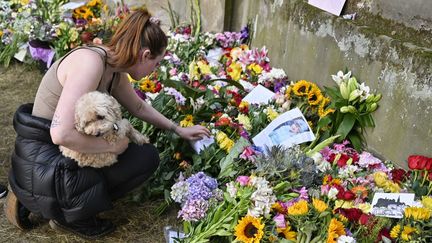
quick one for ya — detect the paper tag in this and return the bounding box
[242,84,275,105]
[13,44,28,62]
[190,136,215,153]
[371,193,415,218]
[308,0,347,16]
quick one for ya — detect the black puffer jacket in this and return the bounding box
[9,104,112,222]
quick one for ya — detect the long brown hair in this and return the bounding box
[106,8,168,68]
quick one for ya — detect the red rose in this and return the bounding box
[342,190,356,201]
[391,168,408,184]
[154,82,162,93]
[334,185,346,199]
[337,208,363,222]
[408,155,423,170]
[426,158,432,171]
[359,213,371,225]
[418,157,428,170]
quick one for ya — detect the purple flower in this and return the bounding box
[135,89,147,100]
[293,187,309,201]
[178,199,209,222]
[240,26,249,43]
[28,41,55,68]
[273,213,286,228]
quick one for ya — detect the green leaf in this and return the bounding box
[305,135,340,157]
[335,113,356,140]
[218,137,250,179]
[348,133,363,151]
[161,79,204,98]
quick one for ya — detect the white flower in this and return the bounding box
[226,182,237,198]
[339,165,360,178]
[170,181,189,203]
[311,152,332,172]
[337,235,356,243]
[358,82,371,101]
[206,47,224,66]
[331,71,351,86]
[328,187,339,200]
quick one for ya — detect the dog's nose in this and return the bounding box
[95,132,101,137]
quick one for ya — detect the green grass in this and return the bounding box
[0,63,179,242]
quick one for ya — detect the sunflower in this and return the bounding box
[234,215,264,243]
[180,115,194,127]
[87,0,102,7]
[312,198,328,213]
[287,200,309,216]
[404,207,431,221]
[400,225,417,241]
[390,224,401,239]
[326,218,345,243]
[318,97,335,118]
[73,6,88,19]
[292,80,311,96]
[277,226,297,241]
[140,78,155,92]
[307,87,323,106]
[82,8,95,20]
[284,85,292,100]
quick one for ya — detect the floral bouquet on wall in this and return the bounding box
[323,71,382,150]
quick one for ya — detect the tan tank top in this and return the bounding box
[32,46,119,120]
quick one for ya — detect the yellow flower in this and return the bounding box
[404,207,431,221]
[87,0,102,7]
[216,131,234,153]
[326,218,346,243]
[197,60,212,75]
[384,181,401,193]
[338,214,348,223]
[266,107,279,121]
[400,225,417,241]
[390,224,401,239]
[237,114,252,131]
[308,87,323,106]
[421,196,432,210]
[234,215,264,243]
[276,226,297,241]
[227,61,242,81]
[285,85,292,100]
[334,200,354,210]
[189,60,200,80]
[140,78,155,92]
[312,198,328,213]
[0,30,3,38]
[19,0,30,5]
[287,200,309,216]
[247,63,263,75]
[318,97,335,118]
[356,203,372,214]
[292,80,311,96]
[373,172,388,187]
[180,115,194,127]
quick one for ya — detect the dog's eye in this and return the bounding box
[96,115,105,120]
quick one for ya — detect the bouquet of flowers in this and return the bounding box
[324,71,382,150]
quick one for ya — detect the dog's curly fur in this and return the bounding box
[60,91,149,168]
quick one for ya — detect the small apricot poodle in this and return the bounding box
[60,91,149,168]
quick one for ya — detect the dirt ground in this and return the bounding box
[0,63,179,243]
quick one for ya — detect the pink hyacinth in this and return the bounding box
[273,213,286,228]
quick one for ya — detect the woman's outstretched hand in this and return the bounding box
[176,125,211,141]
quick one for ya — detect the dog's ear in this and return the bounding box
[74,112,85,132]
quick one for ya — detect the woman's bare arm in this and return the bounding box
[50,49,129,154]
[112,73,210,140]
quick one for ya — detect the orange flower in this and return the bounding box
[351,186,368,199]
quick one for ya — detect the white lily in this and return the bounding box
[331,70,352,86]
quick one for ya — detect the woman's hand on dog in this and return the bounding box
[111,137,130,155]
[176,125,211,141]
